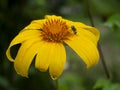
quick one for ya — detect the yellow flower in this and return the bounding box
[6,15,100,80]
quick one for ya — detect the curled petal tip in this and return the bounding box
[51,75,58,80]
[16,71,29,78]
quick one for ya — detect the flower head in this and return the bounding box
[6,15,100,80]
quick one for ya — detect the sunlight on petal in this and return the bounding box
[65,35,99,68]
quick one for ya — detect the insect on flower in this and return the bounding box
[71,25,77,34]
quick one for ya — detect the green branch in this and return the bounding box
[86,0,111,80]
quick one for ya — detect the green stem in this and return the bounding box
[86,0,111,79]
[55,79,59,90]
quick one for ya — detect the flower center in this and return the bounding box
[40,19,73,42]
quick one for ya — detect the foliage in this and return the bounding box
[94,78,120,90]
[104,14,120,31]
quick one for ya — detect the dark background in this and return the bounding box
[0,0,120,90]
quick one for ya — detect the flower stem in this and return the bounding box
[55,79,59,90]
[86,0,111,79]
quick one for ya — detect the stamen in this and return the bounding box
[40,19,73,42]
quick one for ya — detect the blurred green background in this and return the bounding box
[0,0,120,90]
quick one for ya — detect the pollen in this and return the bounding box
[40,19,73,42]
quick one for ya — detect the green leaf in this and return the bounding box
[94,78,120,90]
[93,78,111,89]
[104,14,120,31]
[103,83,120,90]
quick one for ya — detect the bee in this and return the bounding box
[71,26,77,34]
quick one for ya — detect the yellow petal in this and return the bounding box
[73,22,100,41]
[49,43,66,80]
[65,35,99,68]
[14,41,42,77]
[77,28,99,45]
[83,26,100,41]
[45,15,62,20]
[68,21,100,37]
[6,30,41,62]
[23,20,45,30]
[35,41,51,72]
[65,21,100,45]
[35,42,66,80]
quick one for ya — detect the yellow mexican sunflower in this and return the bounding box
[6,15,100,80]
